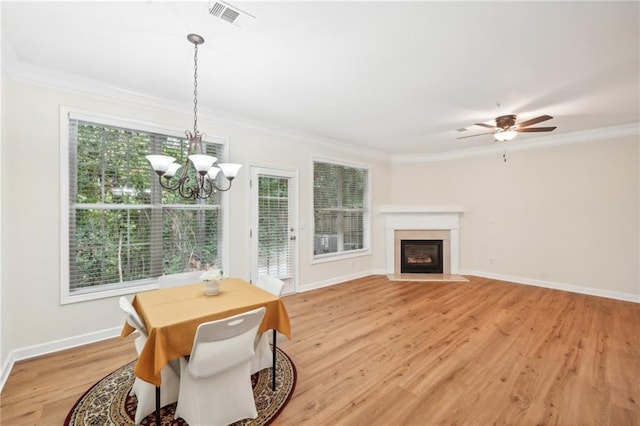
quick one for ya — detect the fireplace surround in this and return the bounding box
[380,205,466,281]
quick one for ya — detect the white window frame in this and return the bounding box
[311,156,371,264]
[59,106,231,304]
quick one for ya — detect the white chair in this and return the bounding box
[174,307,266,426]
[130,366,181,425]
[118,296,181,425]
[255,274,286,297]
[119,296,147,353]
[157,270,202,288]
[250,275,285,376]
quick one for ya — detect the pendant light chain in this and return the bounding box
[193,41,199,136]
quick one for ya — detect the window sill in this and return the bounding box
[60,281,159,305]
[312,248,371,264]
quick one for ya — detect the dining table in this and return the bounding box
[120,277,292,424]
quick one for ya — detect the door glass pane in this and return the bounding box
[258,176,292,277]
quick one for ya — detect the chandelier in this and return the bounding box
[145,34,241,199]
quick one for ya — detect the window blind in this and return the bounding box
[68,119,224,293]
[257,176,293,277]
[313,160,368,256]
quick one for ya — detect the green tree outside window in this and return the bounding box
[68,120,224,292]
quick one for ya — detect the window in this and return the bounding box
[313,159,370,259]
[61,110,226,303]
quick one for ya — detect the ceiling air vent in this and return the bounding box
[208,1,256,28]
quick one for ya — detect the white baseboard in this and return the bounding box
[301,269,640,303]
[0,326,122,392]
[460,270,640,303]
[0,354,16,394]
[297,270,373,293]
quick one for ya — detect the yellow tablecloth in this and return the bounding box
[120,278,291,386]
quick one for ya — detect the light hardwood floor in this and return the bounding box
[2,275,639,425]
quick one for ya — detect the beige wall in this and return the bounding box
[0,74,637,375]
[389,136,639,298]
[0,77,391,365]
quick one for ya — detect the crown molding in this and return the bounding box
[4,59,636,165]
[391,123,640,163]
[2,60,389,161]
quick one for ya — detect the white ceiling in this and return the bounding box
[2,1,639,155]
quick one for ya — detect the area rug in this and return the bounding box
[65,346,296,426]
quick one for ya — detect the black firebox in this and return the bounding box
[400,239,443,273]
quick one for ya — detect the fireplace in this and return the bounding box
[400,239,443,274]
[380,205,465,279]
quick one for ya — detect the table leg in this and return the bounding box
[155,386,161,425]
[272,329,277,391]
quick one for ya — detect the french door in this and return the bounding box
[249,166,297,294]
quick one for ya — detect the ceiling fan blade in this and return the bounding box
[457,131,495,139]
[474,122,497,129]
[518,126,557,133]
[517,115,553,128]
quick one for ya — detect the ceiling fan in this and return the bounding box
[457,114,556,141]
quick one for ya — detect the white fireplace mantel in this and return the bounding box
[379,205,464,275]
[378,205,465,215]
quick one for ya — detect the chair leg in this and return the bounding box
[155,386,161,425]
[272,329,277,390]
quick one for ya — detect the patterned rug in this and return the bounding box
[65,346,296,426]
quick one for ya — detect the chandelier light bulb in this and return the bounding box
[164,162,182,178]
[145,155,176,175]
[218,163,243,180]
[207,166,221,180]
[188,154,217,174]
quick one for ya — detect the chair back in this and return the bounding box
[256,274,285,296]
[187,307,266,378]
[118,296,147,335]
[158,271,202,288]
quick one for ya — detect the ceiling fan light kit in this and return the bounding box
[457,113,556,142]
[494,129,518,142]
